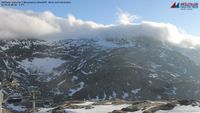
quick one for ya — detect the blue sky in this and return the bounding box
[3,0,200,36]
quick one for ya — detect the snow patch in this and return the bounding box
[160,52,167,58]
[72,102,94,106]
[6,103,27,112]
[71,76,78,82]
[81,70,89,75]
[122,92,129,99]
[68,82,85,96]
[112,91,117,98]
[151,62,162,69]
[149,73,159,78]
[18,57,65,74]
[58,80,66,86]
[131,88,141,95]
[36,108,53,113]
[64,104,130,113]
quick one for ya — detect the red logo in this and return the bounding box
[171,2,179,8]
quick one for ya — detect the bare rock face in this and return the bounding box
[119,99,200,113]
[52,106,66,113]
[143,102,177,113]
[109,110,127,113]
[122,101,152,112]
[178,99,193,105]
[119,100,180,113]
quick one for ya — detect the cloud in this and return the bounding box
[117,9,139,25]
[0,8,61,39]
[0,7,200,48]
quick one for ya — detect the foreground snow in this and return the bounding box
[65,104,129,113]
[156,105,200,113]
[37,101,129,113]
[37,101,200,113]
[36,108,53,113]
[128,105,200,113]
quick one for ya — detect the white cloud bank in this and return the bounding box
[0,7,200,48]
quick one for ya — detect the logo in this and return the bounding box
[171,2,198,10]
[171,2,179,8]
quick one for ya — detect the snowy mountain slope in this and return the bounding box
[1,37,200,102]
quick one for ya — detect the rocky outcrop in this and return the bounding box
[122,101,152,112]
[109,110,127,113]
[143,102,177,113]
[119,99,200,113]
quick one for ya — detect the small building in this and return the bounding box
[7,93,22,103]
[1,87,14,100]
